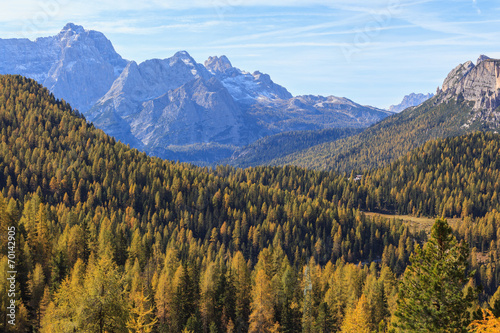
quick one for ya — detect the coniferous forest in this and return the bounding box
[1,74,500,332]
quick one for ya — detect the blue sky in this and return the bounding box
[1,0,499,108]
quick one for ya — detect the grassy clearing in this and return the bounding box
[363,212,462,234]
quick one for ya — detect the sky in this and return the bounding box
[0,0,499,109]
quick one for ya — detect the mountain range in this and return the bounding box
[251,54,500,172]
[0,23,391,164]
[388,92,434,113]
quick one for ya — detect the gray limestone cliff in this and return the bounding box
[438,55,500,128]
[0,23,128,112]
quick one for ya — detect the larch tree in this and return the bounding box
[78,255,129,332]
[127,286,158,333]
[340,294,372,333]
[231,251,251,332]
[468,309,500,333]
[249,268,276,333]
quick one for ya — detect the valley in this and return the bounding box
[1,19,500,333]
[0,24,392,165]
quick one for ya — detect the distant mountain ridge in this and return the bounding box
[204,55,293,102]
[269,55,500,172]
[389,92,434,113]
[0,23,392,164]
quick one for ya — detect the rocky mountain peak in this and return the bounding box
[437,55,500,128]
[442,60,475,92]
[252,71,270,84]
[59,22,86,35]
[205,55,233,74]
[441,56,500,108]
[171,51,195,64]
[477,54,491,65]
[0,23,129,113]
[202,55,292,102]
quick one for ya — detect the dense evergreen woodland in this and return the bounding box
[0,75,499,332]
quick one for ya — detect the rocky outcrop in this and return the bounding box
[204,55,233,75]
[438,55,500,129]
[441,57,500,111]
[442,61,475,92]
[477,54,491,65]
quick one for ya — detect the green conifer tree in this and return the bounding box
[394,218,477,332]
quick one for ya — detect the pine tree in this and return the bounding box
[394,218,476,332]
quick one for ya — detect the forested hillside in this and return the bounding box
[273,96,477,172]
[0,75,499,332]
[224,127,362,168]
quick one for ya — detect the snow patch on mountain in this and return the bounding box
[204,55,292,103]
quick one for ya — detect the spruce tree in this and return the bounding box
[394,218,476,332]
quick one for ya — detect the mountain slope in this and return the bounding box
[2,74,500,333]
[0,74,416,332]
[273,56,500,172]
[358,131,500,218]
[224,127,362,168]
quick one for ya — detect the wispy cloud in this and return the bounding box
[0,0,499,107]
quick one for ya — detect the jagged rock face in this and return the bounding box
[90,51,212,118]
[442,58,500,111]
[438,56,500,129]
[389,93,434,113]
[205,55,293,102]
[442,61,475,92]
[459,59,500,110]
[131,77,246,147]
[0,37,58,82]
[88,52,249,153]
[0,23,128,112]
